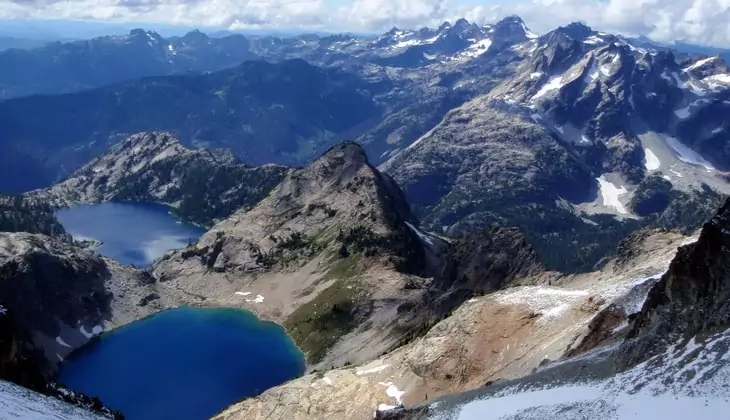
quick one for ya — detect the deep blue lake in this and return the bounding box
[55,202,205,267]
[58,307,306,420]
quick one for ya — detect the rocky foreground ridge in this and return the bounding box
[359,199,730,419]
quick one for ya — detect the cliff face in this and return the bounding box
[617,198,730,369]
[0,232,185,374]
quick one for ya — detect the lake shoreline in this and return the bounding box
[57,306,306,420]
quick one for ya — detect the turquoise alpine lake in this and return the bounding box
[58,307,306,420]
[55,202,205,267]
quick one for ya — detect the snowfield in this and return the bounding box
[596,176,628,214]
[0,379,106,419]
[532,75,565,100]
[439,330,730,420]
[661,134,715,171]
[643,148,661,170]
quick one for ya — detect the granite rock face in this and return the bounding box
[0,232,184,373]
[29,132,288,226]
[617,197,730,369]
[153,142,441,369]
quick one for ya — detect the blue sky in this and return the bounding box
[0,0,729,47]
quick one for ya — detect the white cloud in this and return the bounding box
[1,0,730,47]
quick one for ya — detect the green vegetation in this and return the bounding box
[323,253,363,281]
[255,231,327,269]
[113,158,288,226]
[0,195,67,238]
[336,224,425,275]
[284,276,368,364]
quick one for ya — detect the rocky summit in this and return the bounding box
[152,141,443,369]
[1,13,730,420]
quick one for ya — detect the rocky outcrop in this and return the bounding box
[0,232,186,374]
[214,228,689,420]
[153,142,442,369]
[0,195,68,239]
[617,197,730,369]
[28,132,289,226]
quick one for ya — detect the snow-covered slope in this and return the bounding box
[430,330,730,420]
[0,380,106,419]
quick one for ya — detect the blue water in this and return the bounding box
[58,307,306,420]
[55,202,205,267]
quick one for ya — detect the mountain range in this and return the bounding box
[4,15,729,271]
[2,15,730,419]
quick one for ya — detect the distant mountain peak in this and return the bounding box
[491,14,531,44]
[182,29,210,42]
[498,15,526,26]
[453,18,471,29]
[555,21,594,41]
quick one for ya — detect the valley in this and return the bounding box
[0,13,730,420]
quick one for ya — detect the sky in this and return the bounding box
[1,0,730,47]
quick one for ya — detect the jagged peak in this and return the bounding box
[453,18,472,29]
[310,141,369,172]
[438,21,452,31]
[496,15,526,27]
[555,21,594,41]
[490,15,531,43]
[128,28,162,40]
[182,29,210,42]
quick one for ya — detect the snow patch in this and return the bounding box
[245,294,265,304]
[377,403,397,412]
[379,382,405,405]
[55,337,72,348]
[494,287,589,323]
[532,75,565,100]
[79,325,103,338]
[704,73,730,85]
[596,176,628,214]
[584,59,599,84]
[644,148,660,170]
[529,72,543,80]
[356,363,390,376]
[459,38,492,59]
[322,377,333,386]
[235,291,252,296]
[712,127,724,134]
[583,36,604,45]
[0,305,6,315]
[404,221,435,246]
[521,22,538,39]
[684,56,717,72]
[670,169,684,178]
[661,134,715,171]
[674,104,692,119]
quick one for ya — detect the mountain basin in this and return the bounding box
[58,307,306,420]
[55,202,205,267]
